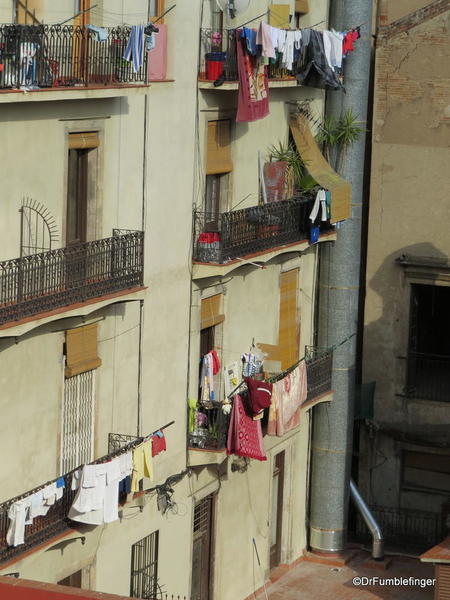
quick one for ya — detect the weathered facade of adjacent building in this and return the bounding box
[359,0,450,548]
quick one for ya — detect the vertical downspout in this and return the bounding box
[309,0,373,553]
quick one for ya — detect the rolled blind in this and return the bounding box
[65,323,102,377]
[68,132,100,150]
[206,120,233,175]
[201,294,225,329]
[290,113,351,223]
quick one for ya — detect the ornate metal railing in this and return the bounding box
[193,195,332,264]
[305,347,333,401]
[406,351,450,402]
[355,505,443,552]
[0,426,160,563]
[199,28,295,82]
[0,24,147,89]
[0,230,144,326]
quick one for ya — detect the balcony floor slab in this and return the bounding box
[192,231,337,280]
[0,84,150,103]
[0,286,146,338]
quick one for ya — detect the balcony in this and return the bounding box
[0,230,144,329]
[192,196,335,278]
[406,352,450,403]
[188,348,333,465]
[0,24,148,101]
[198,28,298,90]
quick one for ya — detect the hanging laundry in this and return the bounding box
[236,29,269,123]
[151,431,167,457]
[123,25,145,73]
[224,361,240,398]
[69,459,122,525]
[200,352,215,407]
[240,27,258,56]
[226,395,267,461]
[256,22,275,59]
[244,377,273,418]
[309,189,328,222]
[241,352,263,378]
[294,29,343,90]
[267,361,308,436]
[131,439,153,492]
[86,24,108,42]
[343,28,360,57]
[323,29,343,70]
[6,499,30,547]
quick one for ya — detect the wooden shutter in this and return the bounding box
[295,0,310,13]
[269,5,290,28]
[16,0,42,24]
[279,269,299,370]
[259,269,300,370]
[436,565,450,600]
[68,132,100,150]
[65,323,102,377]
[201,294,225,329]
[290,113,351,223]
[206,121,233,175]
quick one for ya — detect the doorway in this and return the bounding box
[270,451,285,570]
[191,494,215,600]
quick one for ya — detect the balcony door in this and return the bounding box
[66,132,99,288]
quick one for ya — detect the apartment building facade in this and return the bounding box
[358,0,450,550]
[0,1,349,599]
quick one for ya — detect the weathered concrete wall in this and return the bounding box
[361,4,450,511]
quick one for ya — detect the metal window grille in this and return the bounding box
[130,530,159,600]
[61,370,95,474]
[193,496,213,535]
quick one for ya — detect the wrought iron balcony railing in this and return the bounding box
[188,407,230,451]
[305,347,333,401]
[194,195,332,264]
[199,28,294,82]
[0,427,159,563]
[0,24,147,90]
[0,230,144,326]
[406,351,450,402]
[188,348,333,451]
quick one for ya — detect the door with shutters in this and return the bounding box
[191,495,215,600]
[436,564,450,600]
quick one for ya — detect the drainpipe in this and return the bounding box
[309,0,373,553]
[350,479,384,560]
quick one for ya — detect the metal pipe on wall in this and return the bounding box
[309,0,373,553]
[350,479,384,560]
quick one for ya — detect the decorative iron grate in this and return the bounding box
[193,195,331,264]
[0,230,144,326]
[305,347,333,401]
[0,24,147,90]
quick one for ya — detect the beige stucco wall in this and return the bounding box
[0,0,334,597]
[361,7,450,510]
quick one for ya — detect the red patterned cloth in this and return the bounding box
[151,433,166,457]
[227,395,267,461]
[236,29,269,123]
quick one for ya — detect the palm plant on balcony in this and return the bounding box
[316,108,364,174]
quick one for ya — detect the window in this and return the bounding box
[191,495,214,600]
[130,531,159,599]
[407,284,450,401]
[148,0,165,22]
[205,120,232,228]
[61,370,95,473]
[61,324,101,473]
[402,450,450,495]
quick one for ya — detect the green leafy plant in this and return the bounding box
[316,108,365,174]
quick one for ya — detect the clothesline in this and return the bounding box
[226,332,356,400]
[1,420,175,509]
